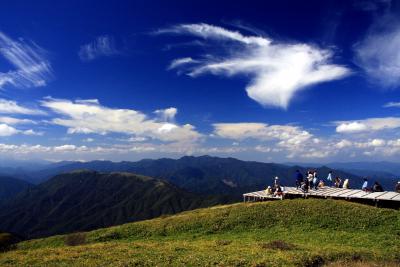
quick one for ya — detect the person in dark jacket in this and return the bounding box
[372,182,384,192]
[301,177,309,193]
[395,181,400,193]
[295,170,303,189]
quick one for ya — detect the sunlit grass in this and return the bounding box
[1,199,399,266]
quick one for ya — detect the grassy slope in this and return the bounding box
[0,199,399,266]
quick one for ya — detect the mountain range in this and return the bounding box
[1,156,398,239]
[4,156,384,192]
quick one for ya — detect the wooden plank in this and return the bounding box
[339,190,363,198]
[313,187,340,196]
[361,192,388,199]
[328,189,353,197]
[348,191,371,198]
[391,194,400,201]
[376,192,399,200]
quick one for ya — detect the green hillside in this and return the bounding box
[0,171,226,238]
[0,199,399,266]
[0,176,31,203]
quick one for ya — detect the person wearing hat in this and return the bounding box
[395,181,400,193]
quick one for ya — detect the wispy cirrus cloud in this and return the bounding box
[383,101,400,108]
[0,31,53,89]
[354,23,400,88]
[0,116,36,125]
[159,23,350,109]
[79,35,120,61]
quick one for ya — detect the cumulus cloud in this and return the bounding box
[0,124,19,136]
[213,122,312,143]
[0,99,46,115]
[41,97,201,143]
[79,35,120,61]
[354,20,400,87]
[0,31,53,89]
[335,117,400,133]
[154,107,177,122]
[383,101,400,108]
[161,23,350,109]
[0,123,40,136]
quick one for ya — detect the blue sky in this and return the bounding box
[1,0,400,162]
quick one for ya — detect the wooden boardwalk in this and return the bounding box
[243,186,400,203]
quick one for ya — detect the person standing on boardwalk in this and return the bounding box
[312,171,319,190]
[302,176,309,193]
[295,170,303,189]
[273,176,280,190]
[308,171,314,190]
[362,178,369,191]
[326,171,333,186]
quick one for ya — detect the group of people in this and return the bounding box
[295,170,352,192]
[265,169,400,196]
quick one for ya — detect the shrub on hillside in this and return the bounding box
[64,232,86,246]
[0,233,19,252]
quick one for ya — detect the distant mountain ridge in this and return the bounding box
[16,155,371,194]
[0,170,225,238]
[286,161,400,176]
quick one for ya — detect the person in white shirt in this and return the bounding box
[362,178,369,191]
[327,171,333,186]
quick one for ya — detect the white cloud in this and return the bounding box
[0,124,19,136]
[213,122,312,142]
[79,35,120,61]
[41,97,201,143]
[168,57,198,70]
[0,99,46,115]
[0,116,36,125]
[23,129,43,136]
[335,117,400,133]
[0,31,53,89]
[161,23,350,109]
[0,123,41,136]
[154,107,177,122]
[383,101,400,108]
[335,139,353,149]
[354,21,400,87]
